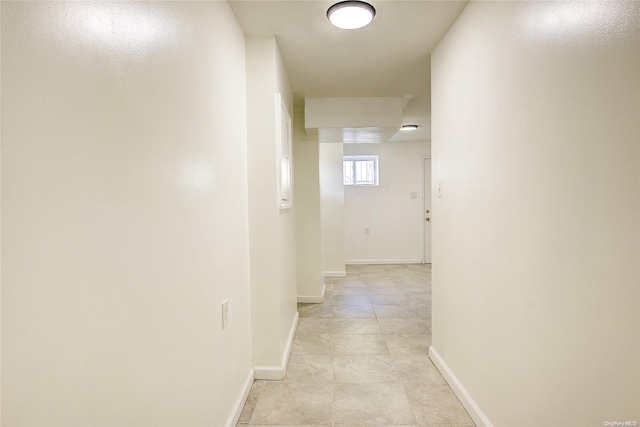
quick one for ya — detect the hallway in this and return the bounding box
[236,264,475,426]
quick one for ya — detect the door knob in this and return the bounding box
[425,217,431,222]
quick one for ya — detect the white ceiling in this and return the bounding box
[229,0,468,142]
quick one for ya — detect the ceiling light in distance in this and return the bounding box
[327,1,376,30]
[401,124,418,130]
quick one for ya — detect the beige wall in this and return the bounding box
[293,107,324,300]
[245,35,298,374]
[319,143,346,276]
[1,2,252,425]
[344,142,430,264]
[431,1,640,426]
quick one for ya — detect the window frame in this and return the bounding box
[343,155,379,187]
[276,93,293,209]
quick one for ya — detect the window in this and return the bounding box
[343,155,378,186]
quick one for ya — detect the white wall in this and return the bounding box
[294,106,324,301]
[275,46,298,360]
[344,142,430,264]
[319,143,346,276]
[431,2,640,426]
[1,2,252,426]
[245,36,298,376]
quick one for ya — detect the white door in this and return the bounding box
[423,158,432,263]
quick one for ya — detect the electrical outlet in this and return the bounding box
[410,192,418,199]
[364,228,370,236]
[222,300,229,330]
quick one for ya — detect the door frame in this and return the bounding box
[422,156,432,264]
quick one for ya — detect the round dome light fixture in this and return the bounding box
[327,1,376,30]
[401,124,418,130]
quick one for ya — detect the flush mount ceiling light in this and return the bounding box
[327,1,376,30]
[401,124,418,130]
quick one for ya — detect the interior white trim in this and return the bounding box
[345,259,422,265]
[224,369,254,427]
[298,283,326,303]
[422,156,431,264]
[254,312,299,380]
[252,365,285,381]
[323,270,347,278]
[429,346,494,427]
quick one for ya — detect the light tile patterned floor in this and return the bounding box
[236,264,476,427]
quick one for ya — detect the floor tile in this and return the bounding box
[383,264,409,271]
[333,355,398,383]
[334,303,375,318]
[333,278,366,287]
[373,304,416,318]
[393,278,426,286]
[362,278,396,286]
[332,318,381,334]
[298,303,333,318]
[237,381,266,424]
[333,382,417,425]
[237,264,476,427]
[285,355,333,382]
[334,295,371,305]
[333,334,389,355]
[392,355,447,385]
[296,318,333,334]
[404,284,430,292]
[291,334,333,355]
[369,293,408,305]
[250,382,332,425]
[333,286,368,296]
[378,318,431,335]
[358,266,387,274]
[384,334,431,356]
[404,383,474,425]
[408,300,431,310]
[366,286,401,295]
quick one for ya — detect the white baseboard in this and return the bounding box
[345,259,422,265]
[298,283,326,304]
[254,312,299,380]
[429,346,493,427]
[252,365,285,381]
[225,368,254,427]
[323,270,346,278]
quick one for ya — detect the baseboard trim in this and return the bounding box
[298,284,326,304]
[323,270,346,278]
[252,365,285,381]
[429,346,493,427]
[254,312,299,380]
[345,259,422,265]
[225,368,254,427]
